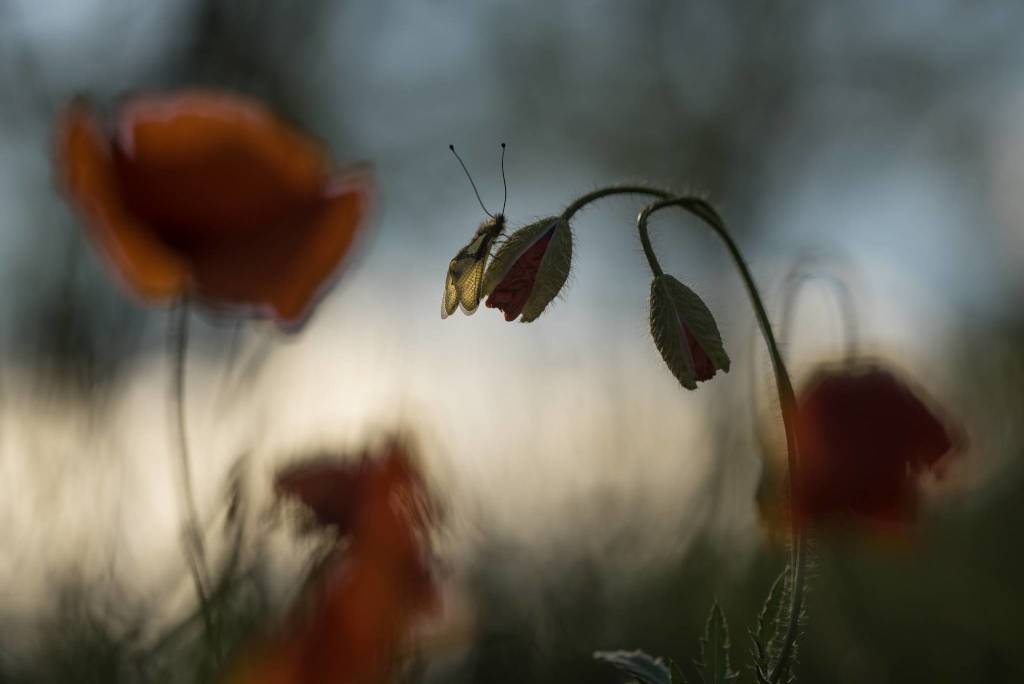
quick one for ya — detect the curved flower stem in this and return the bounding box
[169,298,218,657]
[562,185,806,682]
[561,185,674,276]
[637,197,804,684]
[779,257,859,364]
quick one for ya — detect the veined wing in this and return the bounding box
[442,257,462,319]
[456,255,486,313]
[441,221,501,319]
[442,252,487,318]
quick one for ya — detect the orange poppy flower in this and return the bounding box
[56,91,372,326]
[759,362,960,536]
[226,440,438,684]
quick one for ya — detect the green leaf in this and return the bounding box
[694,602,739,683]
[594,649,675,684]
[649,274,730,390]
[751,567,791,683]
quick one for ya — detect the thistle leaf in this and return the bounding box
[594,649,675,684]
[751,567,791,682]
[694,603,739,683]
[649,275,730,390]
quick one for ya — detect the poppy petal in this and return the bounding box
[114,91,329,240]
[275,457,368,531]
[57,99,190,299]
[268,173,373,324]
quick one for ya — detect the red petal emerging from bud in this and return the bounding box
[684,326,716,382]
[486,227,554,321]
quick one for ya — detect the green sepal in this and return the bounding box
[649,274,730,390]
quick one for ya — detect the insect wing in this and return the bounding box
[441,219,502,318]
[442,256,463,319]
[456,255,486,313]
[441,251,485,318]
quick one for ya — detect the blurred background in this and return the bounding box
[1,0,1023,682]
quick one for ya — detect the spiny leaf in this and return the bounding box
[752,567,790,666]
[753,569,790,684]
[669,657,691,684]
[694,602,739,683]
[649,274,729,390]
[594,649,675,684]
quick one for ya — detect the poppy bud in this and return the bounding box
[482,216,572,322]
[648,274,730,390]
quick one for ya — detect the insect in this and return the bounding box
[442,143,508,319]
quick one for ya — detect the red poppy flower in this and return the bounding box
[482,216,572,322]
[56,91,372,326]
[226,440,437,684]
[760,363,960,535]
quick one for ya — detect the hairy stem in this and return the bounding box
[169,298,218,657]
[561,185,674,276]
[562,186,806,682]
[637,197,804,684]
[779,256,859,363]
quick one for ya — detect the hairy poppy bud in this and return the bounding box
[482,216,571,322]
[649,274,730,390]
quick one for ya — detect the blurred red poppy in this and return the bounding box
[226,440,438,684]
[759,363,960,535]
[56,90,372,326]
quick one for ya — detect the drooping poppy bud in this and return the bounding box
[482,216,572,322]
[56,91,373,328]
[758,362,960,536]
[648,274,730,390]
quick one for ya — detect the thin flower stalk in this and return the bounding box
[560,186,805,683]
[637,197,803,684]
[170,297,219,659]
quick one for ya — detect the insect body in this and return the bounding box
[442,214,505,318]
[441,143,509,319]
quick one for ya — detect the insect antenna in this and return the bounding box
[500,142,508,216]
[450,144,495,219]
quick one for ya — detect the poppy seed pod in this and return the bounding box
[649,274,730,390]
[482,216,572,322]
[56,91,373,328]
